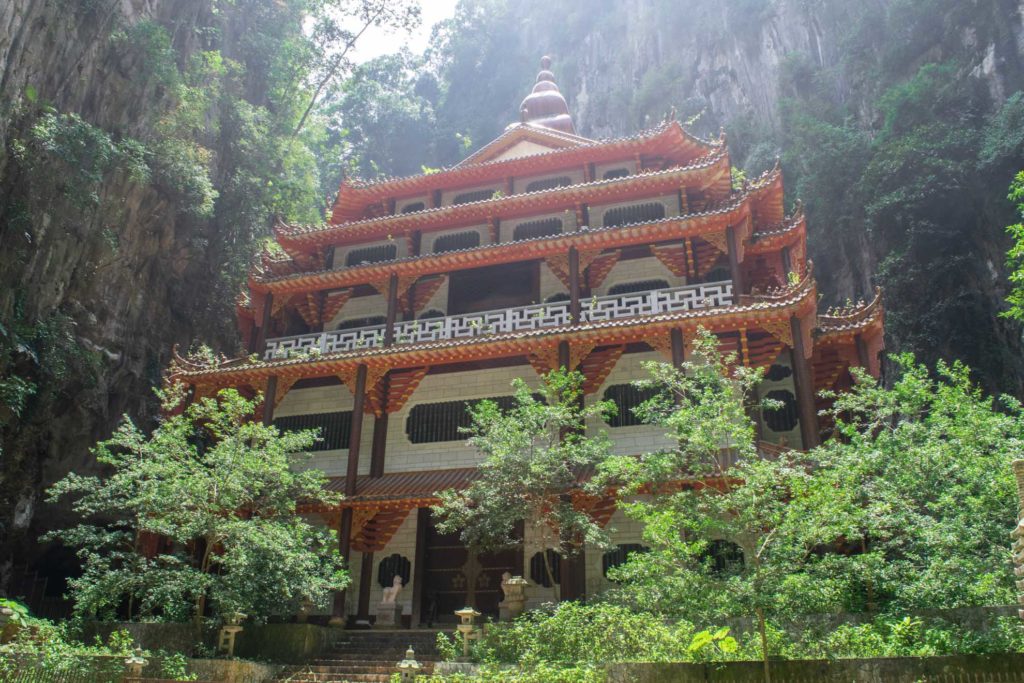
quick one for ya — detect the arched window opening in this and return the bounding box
[377,553,412,588]
[453,188,497,205]
[406,396,517,443]
[529,550,561,587]
[763,389,799,432]
[602,168,630,180]
[345,243,397,267]
[603,384,659,428]
[273,411,352,451]
[525,176,572,193]
[513,217,563,241]
[765,364,792,382]
[400,201,426,214]
[706,540,745,576]
[602,202,665,228]
[602,544,650,580]
[433,231,480,254]
[545,292,570,304]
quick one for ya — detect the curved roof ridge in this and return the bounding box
[284,146,730,242]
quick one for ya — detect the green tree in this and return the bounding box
[600,330,852,682]
[432,369,615,598]
[1004,171,1024,321]
[45,385,347,622]
[812,355,1023,612]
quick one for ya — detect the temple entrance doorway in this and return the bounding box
[418,511,522,624]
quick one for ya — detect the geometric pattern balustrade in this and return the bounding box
[264,280,734,360]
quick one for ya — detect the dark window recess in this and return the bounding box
[763,389,799,432]
[525,176,572,192]
[602,168,630,180]
[273,411,352,451]
[345,243,397,267]
[602,544,650,580]
[406,395,517,444]
[765,364,793,382]
[529,550,561,587]
[336,316,386,330]
[513,217,563,241]
[418,309,445,319]
[452,188,496,205]
[705,266,731,283]
[604,384,659,428]
[706,540,745,576]
[433,231,480,254]
[607,279,670,296]
[377,553,412,588]
[602,202,666,228]
[400,201,426,214]
[545,292,570,303]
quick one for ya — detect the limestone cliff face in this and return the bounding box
[459,0,1024,390]
[0,1,238,580]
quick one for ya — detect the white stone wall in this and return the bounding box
[383,365,541,473]
[417,277,449,316]
[540,261,567,302]
[441,184,500,207]
[583,504,647,598]
[491,140,558,162]
[586,350,677,457]
[502,211,576,243]
[359,510,419,617]
[512,169,585,194]
[595,256,685,297]
[275,384,373,477]
[332,238,405,270]
[395,196,429,214]
[327,292,387,329]
[755,349,803,449]
[589,193,680,228]
[593,160,633,181]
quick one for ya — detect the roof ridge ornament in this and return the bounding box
[518,56,577,135]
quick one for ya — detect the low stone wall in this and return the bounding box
[605,653,1024,683]
[186,658,283,683]
[81,621,206,654]
[233,623,339,664]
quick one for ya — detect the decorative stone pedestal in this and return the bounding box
[498,573,529,622]
[375,602,402,628]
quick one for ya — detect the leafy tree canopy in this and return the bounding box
[45,386,347,622]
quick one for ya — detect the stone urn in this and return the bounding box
[498,574,529,622]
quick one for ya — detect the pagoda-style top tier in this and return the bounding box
[518,56,576,134]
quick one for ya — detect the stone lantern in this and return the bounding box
[124,648,148,678]
[498,572,529,621]
[395,645,423,682]
[218,611,246,657]
[454,606,481,660]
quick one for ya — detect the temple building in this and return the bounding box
[171,57,885,626]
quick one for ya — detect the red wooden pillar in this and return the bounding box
[789,316,819,449]
[569,247,581,323]
[331,363,368,625]
[726,225,745,295]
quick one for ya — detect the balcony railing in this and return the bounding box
[263,281,733,360]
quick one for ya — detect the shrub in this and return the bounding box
[471,602,693,665]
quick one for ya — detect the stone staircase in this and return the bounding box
[274,630,443,683]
